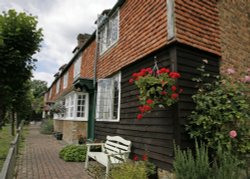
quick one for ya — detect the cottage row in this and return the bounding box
[43,0,249,171]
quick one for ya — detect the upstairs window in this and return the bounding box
[96,72,121,121]
[63,72,68,89]
[99,10,119,54]
[49,89,52,99]
[74,55,81,78]
[56,79,60,94]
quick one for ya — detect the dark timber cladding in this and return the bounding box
[94,43,220,170]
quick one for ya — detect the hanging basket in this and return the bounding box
[129,66,182,120]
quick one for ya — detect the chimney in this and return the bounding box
[72,33,91,53]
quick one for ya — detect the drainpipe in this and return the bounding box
[89,14,100,141]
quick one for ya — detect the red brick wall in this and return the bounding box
[175,0,221,56]
[218,0,250,79]
[81,42,96,78]
[97,0,168,78]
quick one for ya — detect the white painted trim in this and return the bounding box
[167,0,175,40]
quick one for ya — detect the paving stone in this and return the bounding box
[15,124,93,179]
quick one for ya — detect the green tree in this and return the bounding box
[0,9,43,128]
[30,79,48,114]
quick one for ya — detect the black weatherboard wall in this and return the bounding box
[94,43,220,170]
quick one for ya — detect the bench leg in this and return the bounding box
[105,164,110,179]
[85,155,89,169]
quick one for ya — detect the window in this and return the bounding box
[53,92,88,121]
[99,10,119,54]
[56,79,60,94]
[49,89,52,99]
[96,72,121,121]
[74,55,81,78]
[63,72,68,89]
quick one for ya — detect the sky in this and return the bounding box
[0,0,117,87]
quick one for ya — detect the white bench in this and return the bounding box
[85,136,131,177]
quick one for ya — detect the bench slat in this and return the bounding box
[105,141,130,151]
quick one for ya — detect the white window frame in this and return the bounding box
[74,55,81,79]
[53,92,89,121]
[99,10,119,55]
[96,72,121,122]
[63,72,68,89]
[56,79,60,94]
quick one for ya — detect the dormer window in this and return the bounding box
[56,79,60,94]
[74,54,81,79]
[63,72,68,89]
[99,10,119,54]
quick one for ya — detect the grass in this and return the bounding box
[0,124,14,170]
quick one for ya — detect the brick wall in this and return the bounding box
[175,0,221,56]
[81,41,96,78]
[218,0,250,79]
[97,0,168,78]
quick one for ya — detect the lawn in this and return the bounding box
[0,124,14,170]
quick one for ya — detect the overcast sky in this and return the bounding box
[0,0,117,86]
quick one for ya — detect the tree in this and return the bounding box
[30,79,48,114]
[0,9,43,128]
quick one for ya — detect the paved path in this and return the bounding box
[15,123,93,179]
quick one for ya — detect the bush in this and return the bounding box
[40,119,54,134]
[174,142,210,179]
[186,62,250,156]
[59,144,87,162]
[110,161,148,179]
[173,142,242,179]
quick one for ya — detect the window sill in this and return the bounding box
[54,118,87,122]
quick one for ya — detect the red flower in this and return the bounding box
[161,91,167,95]
[143,105,152,112]
[138,106,145,113]
[137,114,143,120]
[133,155,139,161]
[171,93,179,99]
[129,78,134,84]
[145,68,153,74]
[146,99,154,104]
[142,154,148,161]
[171,86,177,91]
[132,73,138,78]
[169,72,181,79]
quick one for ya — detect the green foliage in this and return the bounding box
[59,144,87,162]
[174,142,211,179]
[0,124,14,169]
[0,9,43,126]
[186,63,250,156]
[30,80,48,114]
[173,142,242,179]
[40,119,54,134]
[109,161,148,179]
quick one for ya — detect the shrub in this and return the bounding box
[40,119,54,134]
[110,161,148,179]
[59,144,87,162]
[186,62,250,157]
[173,142,211,179]
[173,142,242,179]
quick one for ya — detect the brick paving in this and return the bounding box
[15,123,93,179]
